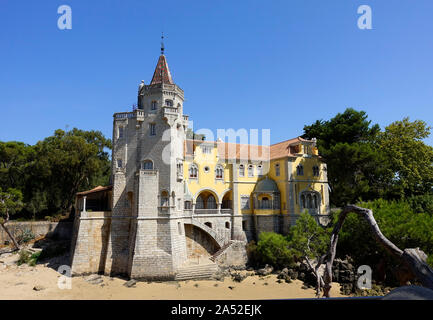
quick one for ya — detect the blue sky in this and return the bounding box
[1,0,432,146]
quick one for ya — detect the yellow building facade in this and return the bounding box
[183,136,330,241]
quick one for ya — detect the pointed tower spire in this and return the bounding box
[150,33,174,85]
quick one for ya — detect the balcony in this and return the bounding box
[194,209,219,215]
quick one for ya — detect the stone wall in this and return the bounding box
[0,221,73,244]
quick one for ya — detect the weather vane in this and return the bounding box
[161,32,165,55]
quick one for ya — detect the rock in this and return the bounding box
[85,274,101,281]
[301,284,309,290]
[90,278,104,285]
[33,285,44,291]
[298,272,305,281]
[228,286,235,290]
[277,279,283,283]
[124,279,137,288]
[285,278,292,284]
[232,272,246,282]
[289,270,298,280]
[257,264,273,276]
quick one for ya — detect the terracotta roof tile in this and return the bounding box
[150,55,174,85]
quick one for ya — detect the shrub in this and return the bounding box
[16,228,35,244]
[255,232,295,269]
[17,250,40,266]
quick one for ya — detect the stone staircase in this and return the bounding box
[210,241,233,262]
[174,261,219,281]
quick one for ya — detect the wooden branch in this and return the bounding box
[322,205,433,298]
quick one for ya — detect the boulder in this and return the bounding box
[257,264,273,276]
[232,272,247,282]
[124,279,137,288]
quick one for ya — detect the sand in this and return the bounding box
[0,251,345,300]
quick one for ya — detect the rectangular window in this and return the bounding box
[201,145,212,154]
[239,165,245,177]
[118,126,124,139]
[275,164,280,177]
[149,123,156,136]
[241,196,250,209]
[248,165,254,177]
[151,101,157,110]
[117,159,123,168]
[257,165,263,176]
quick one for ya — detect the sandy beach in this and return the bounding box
[0,251,345,300]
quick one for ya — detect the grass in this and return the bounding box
[16,250,41,266]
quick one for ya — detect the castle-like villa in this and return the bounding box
[70,46,330,280]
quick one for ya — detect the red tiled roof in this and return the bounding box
[150,55,174,85]
[184,137,312,161]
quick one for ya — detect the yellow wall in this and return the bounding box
[184,142,328,215]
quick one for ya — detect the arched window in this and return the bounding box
[161,191,169,207]
[165,99,173,107]
[313,165,320,177]
[297,164,304,176]
[215,165,223,179]
[307,194,312,208]
[313,194,318,209]
[196,196,204,209]
[239,164,245,177]
[248,165,254,177]
[142,160,153,170]
[207,195,217,209]
[225,221,230,229]
[301,194,306,208]
[275,163,280,177]
[189,164,198,178]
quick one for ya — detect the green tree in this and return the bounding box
[0,188,24,250]
[303,108,387,206]
[378,118,433,198]
[0,141,34,191]
[32,129,112,214]
[287,212,329,261]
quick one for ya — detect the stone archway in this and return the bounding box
[184,223,220,261]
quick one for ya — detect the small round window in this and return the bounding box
[204,166,210,173]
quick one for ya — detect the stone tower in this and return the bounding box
[111,47,189,279]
